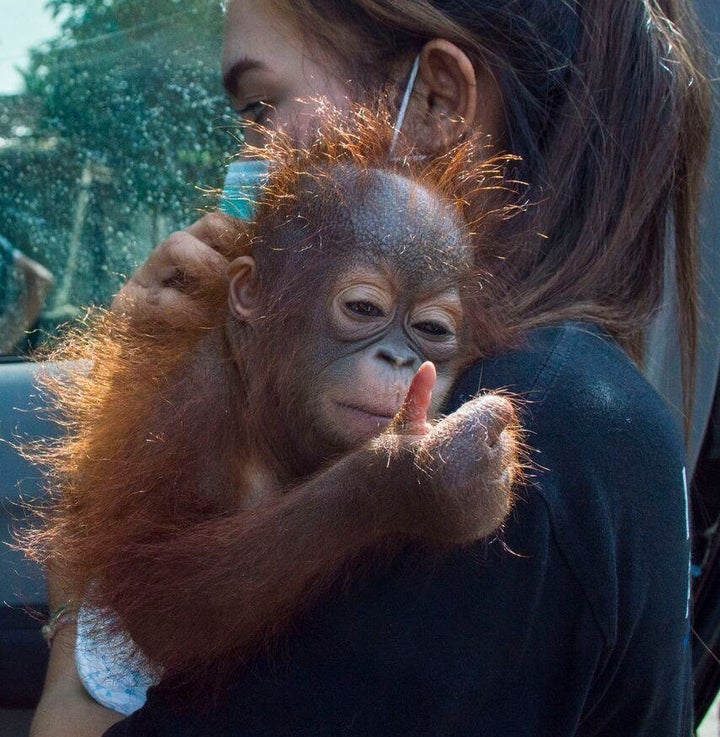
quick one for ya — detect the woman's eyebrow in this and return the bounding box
[222,58,268,98]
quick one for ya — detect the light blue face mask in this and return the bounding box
[219,158,271,221]
[219,54,421,221]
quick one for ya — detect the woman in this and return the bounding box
[31,0,712,735]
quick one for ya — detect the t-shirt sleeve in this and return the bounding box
[452,323,693,735]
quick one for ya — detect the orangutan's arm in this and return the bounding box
[109,389,517,676]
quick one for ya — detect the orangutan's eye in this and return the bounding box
[413,320,451,337]
[345,301,384,318]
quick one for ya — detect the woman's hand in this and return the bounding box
[30,574,125,737]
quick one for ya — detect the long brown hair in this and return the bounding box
[272,0,712,422]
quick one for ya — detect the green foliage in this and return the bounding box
[23,0,236,218]
[1,0,239,328]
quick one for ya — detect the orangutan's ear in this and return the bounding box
[228,256,258,321]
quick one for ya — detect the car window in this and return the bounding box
[0,0,236,356]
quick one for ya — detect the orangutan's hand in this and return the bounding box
[111,212,244,326]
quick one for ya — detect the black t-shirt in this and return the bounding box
[105,322,692,736]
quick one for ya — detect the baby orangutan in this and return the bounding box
[25,111,521,681]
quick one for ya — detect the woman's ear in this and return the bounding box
[228,255,258,321]
[404,39,502,153]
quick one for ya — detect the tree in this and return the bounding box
[1,0,237,323]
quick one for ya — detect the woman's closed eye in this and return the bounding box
[238,100,271,127]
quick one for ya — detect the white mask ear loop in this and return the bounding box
[390,53,421,155]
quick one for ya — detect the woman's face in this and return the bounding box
[222,0,505,155]
[222,0,355,147]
